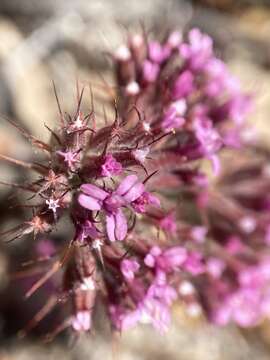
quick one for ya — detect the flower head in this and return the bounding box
[1,27,257,340]
[101,154,122,177]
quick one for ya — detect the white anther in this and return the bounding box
[115,45,131,61]
[179,281,195,296]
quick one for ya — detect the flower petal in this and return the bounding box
[116,175,145,203]
[78,194,102,211]
[106,210,127,242]
[124,182,145,203]
[80,184,108,200]
[106,213,116,242]
[116,175,139,196]
[115,209,128,241]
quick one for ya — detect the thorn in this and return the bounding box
[4,233,24,243]
[75,87,85,118]
[143,170,158,185]
[24,240,73,298]
[113,100,119,125]
[52,81,65,127]
[89,83,95,113]
[44,123,62,145]
[142,132,171,149]
[0,224,22,236]
[18,295,58,338]
[1,115,51,152]
[43,318,71,343]
[0,180,37,192]
[96,71,115,100]
[25,260,61,299]
[0,154,47,174]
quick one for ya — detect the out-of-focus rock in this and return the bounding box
[67,308,270,360]
[228,58,270,141]
[0,344,70,360]
[0,19,23,59]
[238,7,270,40]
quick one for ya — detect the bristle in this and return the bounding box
[0,154,47,174]
[44,123,62,145]
[0,223,25,237]
[1,115,51,152]
[75,87,85,118]
[52,80,65,127]
[0,180,38,192]
[143,170,158,184]
[18,295,58,338]
[25,260,61,299]
[43,319,71,343]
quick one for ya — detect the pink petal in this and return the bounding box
[144,254,155,267]
[80,184,108,200]
[106,210,128,241]
[124,183,145,203]
[116,175,138,196]
[115,209,128,241]
[121,310,141,330]
[121,259,140,280]
[208,154,221,176]
[78,193,102,211]
[147,193,161,207]
[117,175,145,203]
[106,213,116,242]
[72,311,91,332]
[164,246,187,267]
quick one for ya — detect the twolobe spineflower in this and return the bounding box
[0,27,264,341]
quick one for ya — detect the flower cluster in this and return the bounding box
[199,151,270,327]
[1,28,266,340]
[115,28,252,175]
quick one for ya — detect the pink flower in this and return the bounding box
[183,251,205,275]
[132,147,149,164]
[193,118,223,156]
[138,298,172,333]
[193,118,223,175]
[57,150,80,170]
[172,70,194,99]
[110,299,171,334]
[76,220,99,243]
[78,183,109,211]
[229,289,261,327]
[225,236,244,255]
[206,258,225,279]
[132,192,160,213]
[109,274,176,333]
[101,154,122,177]
[159,213,177,234]
[223,95,252,126]
[144,246,187,272]
[143,60,160,83]
[180,28,213,70]
[147,272,177,306]
[35,239,56,257]
[190,226,207,243]
[121,259,140,281]
[211,306,231,326]
[72,311,91,332]
[167,31,182,48]
[148,41,170,64]
[109,305,141,331]
[162,107,186,132]
[78,175,158,241]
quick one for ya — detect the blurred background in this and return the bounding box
[1,0,270,359]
